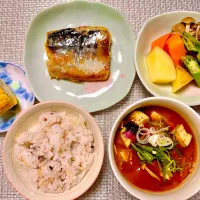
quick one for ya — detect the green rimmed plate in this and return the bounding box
[24,0,135,112]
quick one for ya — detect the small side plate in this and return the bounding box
[0,62,35,132]
[135,11,200,106]
[24,0,135,112]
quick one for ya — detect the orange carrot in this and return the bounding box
[164,34,186,66]
[151,33,171,50]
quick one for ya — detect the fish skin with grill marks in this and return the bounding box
[47,28,98,50]
[45,26,112,82]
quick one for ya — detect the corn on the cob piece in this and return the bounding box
[0,80,17,115]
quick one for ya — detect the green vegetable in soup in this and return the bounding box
[137,152,146,161]
[131,144,154,163]
[136,143,154,153]
[131,143,181,181]
[154,147,181,181]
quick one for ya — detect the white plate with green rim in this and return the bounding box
[24,0,135,112]
[135,11,200,106]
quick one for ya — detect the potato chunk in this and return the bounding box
[128,111,149,126]
[146,46,176,83]
[172,65,193,93]
[175,124,192,147]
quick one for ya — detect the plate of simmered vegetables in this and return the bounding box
[135,11,200,106]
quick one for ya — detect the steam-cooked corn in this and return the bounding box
[0,80,17,115]
[0,88,10,109]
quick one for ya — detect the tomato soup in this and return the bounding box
[114,106,197,192]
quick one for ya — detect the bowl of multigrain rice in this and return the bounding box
[3,101,104,200]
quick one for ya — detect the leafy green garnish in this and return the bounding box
[157,160,162,174]
[131,143,181,181]
[136,143,154,153]
[137,152,146,161]
[131,144,154,163]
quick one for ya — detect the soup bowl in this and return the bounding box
[109,97,200,200]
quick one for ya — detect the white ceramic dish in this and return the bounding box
[109,97,200,200]
[24,0,135,113]
[135,11,200,106]
[3,101,104,200]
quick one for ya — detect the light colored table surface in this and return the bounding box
[1,0,200,199]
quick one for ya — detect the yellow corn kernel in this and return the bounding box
[0,93,10,109]
[0,80,17,115]
[0,102,6,108]
[0,88,4,94]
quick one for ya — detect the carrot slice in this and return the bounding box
[151,33,171,50]
[164,34,186,66]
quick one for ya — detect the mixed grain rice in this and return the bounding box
[14,111,95,193]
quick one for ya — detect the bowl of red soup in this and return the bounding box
[109,97,200,200]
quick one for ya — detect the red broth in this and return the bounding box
[114,106,197,192]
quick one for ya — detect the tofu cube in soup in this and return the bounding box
[128,111,149,126]
[150,111,163,122]
[175,124,192,147]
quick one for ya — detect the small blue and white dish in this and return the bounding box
[0,62,35,133]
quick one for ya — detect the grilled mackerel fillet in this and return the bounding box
[45,26,112,81]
